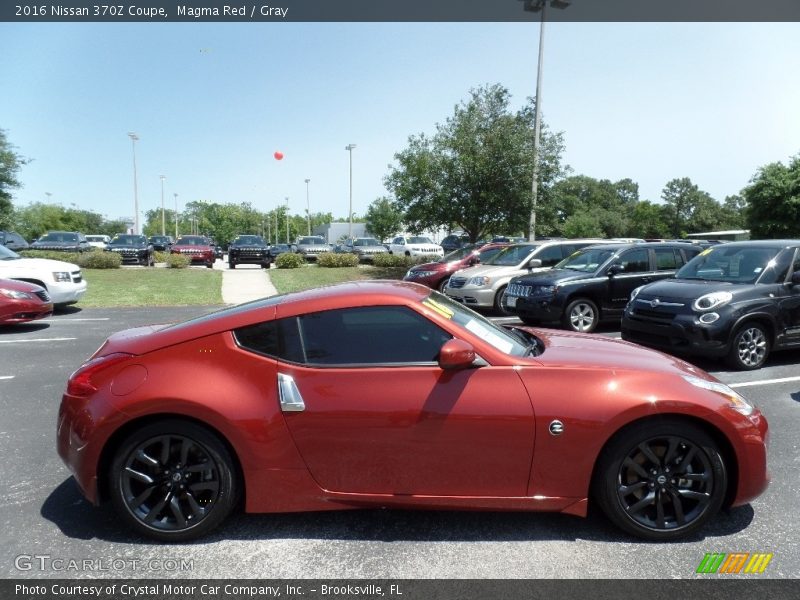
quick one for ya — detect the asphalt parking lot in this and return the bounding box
[0,306,797,579]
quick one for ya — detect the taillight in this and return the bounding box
[66,353,134,396]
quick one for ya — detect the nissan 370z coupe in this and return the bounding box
[57,281,768,541]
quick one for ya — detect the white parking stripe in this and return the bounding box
[0,376,14,380]
[729,376,800,389]
[0,337,77,344]
[38,318,110,323]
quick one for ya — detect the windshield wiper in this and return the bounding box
[510,326,542,357]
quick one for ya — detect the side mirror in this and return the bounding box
[527,258,542,270]
[469,256,481,265]
[438,339,477,370]
[607,263,624,276]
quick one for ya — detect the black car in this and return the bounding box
[504,242,702,332]
[621,240,800,370]
[105,234,155,266]
[228,234,271,269]
[440,234,470,253]
[30,231,90,253]
[268,243,291,260]
[0,230,29,251]
[148,235,174,251]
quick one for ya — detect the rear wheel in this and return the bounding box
[563,298,599,333]
[108,420,238,542]
[594,419,727,541]
[726,322,770,370]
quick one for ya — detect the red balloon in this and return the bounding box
[274,151,284,160]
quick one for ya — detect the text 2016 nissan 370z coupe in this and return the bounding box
[57,282,768,542]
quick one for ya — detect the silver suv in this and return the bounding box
[294,236,332,260]
[445,239,611,315]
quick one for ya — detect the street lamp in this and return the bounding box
[304,178,311,235]
[285,197,290,244]
[521,0,570,241]
[159,175,166,236]
[127,132,140,234]
[174,193,179,238]
[345,144,356,240]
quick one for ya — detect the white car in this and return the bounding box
[388,236,444,258]
[0,245,87,306]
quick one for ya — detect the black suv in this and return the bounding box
[105,234,155,266]
[621,240,800,370]
[0,230,29,251]
[228,235,271,269]
[148,235,174,251]
[504,242,702,332]
[31,231,90,252]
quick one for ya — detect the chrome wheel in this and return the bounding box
[729,324,769,370]
[564,298,598,333]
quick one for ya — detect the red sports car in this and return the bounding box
[403,242,508,292]
[57,281,768,542]
[0,278,54,325]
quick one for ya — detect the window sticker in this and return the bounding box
[464,319,514,354]
[422,297,455,320]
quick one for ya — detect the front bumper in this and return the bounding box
[621,310,733,358]
[445,285,497,308]
[49,278,88,305]
[229,250,270,265]
[509,294,564,322]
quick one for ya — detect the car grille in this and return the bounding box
[179,249,206,255]
[235,249,265,257]
[628,298,685,323]
[506,283,532,298]
[35,290,51,302]
[358,248,385,255]
[449,277,467,289]
[305,247,329,254]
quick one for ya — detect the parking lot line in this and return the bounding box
[0,337,77,344]
[0,376,14,380]
[729,376,800,389]
[38,318,110,323]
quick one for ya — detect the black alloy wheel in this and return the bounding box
[726,322,770,370]
[594,420,726,540]
[229,261,236,269]
[493,285,513,316]
[109,420,238,541]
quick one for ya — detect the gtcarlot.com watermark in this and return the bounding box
[14,554,193,572]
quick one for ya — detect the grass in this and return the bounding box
[269,264,407,294]
[81,268,223,307]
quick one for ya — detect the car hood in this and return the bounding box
[529,327,708,377]
[108,244,147,249]
[231,244,268,248]
[0,278,45,293]
[0,257,80,272]
[513,268,597,286]
[173,244,212,250]
[635,278,755,300]
[455,263,547,279]
[409,260,449,273]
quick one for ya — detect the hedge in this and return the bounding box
[317,253,360,268]
[371,253,426,268]
[165,253,190,269]
[275,253,306,269]
[19,249,122,269]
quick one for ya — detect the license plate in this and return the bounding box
[506,296,517,308]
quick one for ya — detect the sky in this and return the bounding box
[1,20,799,226]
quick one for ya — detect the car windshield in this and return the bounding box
[421,293,529,357]
[298,237,326,245]
[354,238,381,246]
[273,244,289,251]
[112,235,146,245]
[175,237,206,246]
[407,237,434,244]
[236,236,265,245]
[484,243,539,267]
[149,236,169,242]
[40,233,78,242]
[556,247,617,272]
[676,245,784,283]
[0,245,21,260]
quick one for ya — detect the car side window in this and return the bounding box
[619,248,650,273]
[759,248,795,284]
[298,306,451,365]
[654,248,680,270]
[533,245,563,267]
[234,318,305,363]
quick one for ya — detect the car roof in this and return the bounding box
[701,240,800,249]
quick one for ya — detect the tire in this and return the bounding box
[593,419,727,541]
[404,251,411,257]
[437,277,450,293]
[148,254,155,267]
[108,419,239,542]
[261,262,270,269]
[228,262,236,270]
[493,285,513,316]
[726,322,770,370]
[563,298,599,333]
[206,261,213,269]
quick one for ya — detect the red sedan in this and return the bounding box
[403,242,508,292]
[0,278,54,325]
[57,281,768,542]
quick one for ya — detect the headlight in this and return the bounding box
[537,285,557,295]
[629,285,645,301]
[682,375,753,416]
[467,276,490,286]
[53,272,72,282]
[411,270,436,278]
[0,289,33,299]
[693,291,733,311]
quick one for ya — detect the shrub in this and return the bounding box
[372,253,419,268]
[154,251,169,263]
[19,250,82,264]
[165,253,190,269]
[275,252,306,269]
[78,252,121,269]
[317,253,360,268]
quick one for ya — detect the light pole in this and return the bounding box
[174,193,179,238]
[285,197,290,244]
[274,209,278,245]
[304,178,311,235]
[521,0,570,241]
[345,144,356,240]
[127,132,140,234]
[159,175,166,236]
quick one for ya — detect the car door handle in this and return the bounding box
[277,373,305,412]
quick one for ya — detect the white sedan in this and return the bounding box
[388,236,444,258]
[0,245,87,305]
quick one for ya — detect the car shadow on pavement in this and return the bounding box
[42,477,754,546]
[54,305,82,315]
[0,322,50,334]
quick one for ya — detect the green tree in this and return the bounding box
[661,177,727,237]
[0,129,28,229]
[627,200,670,239]
[744,155,800,238]
[385,84,567,242]
[365,197,403,241]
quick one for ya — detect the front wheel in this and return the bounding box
[593,419,727,541]
[108,420,239,542]
[437,277,450,293]
[228,262,236,270]
[563,298,599,333]
[726,322,770,370]
[493,286,513,316]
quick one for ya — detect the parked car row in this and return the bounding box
[0,244,86,307]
